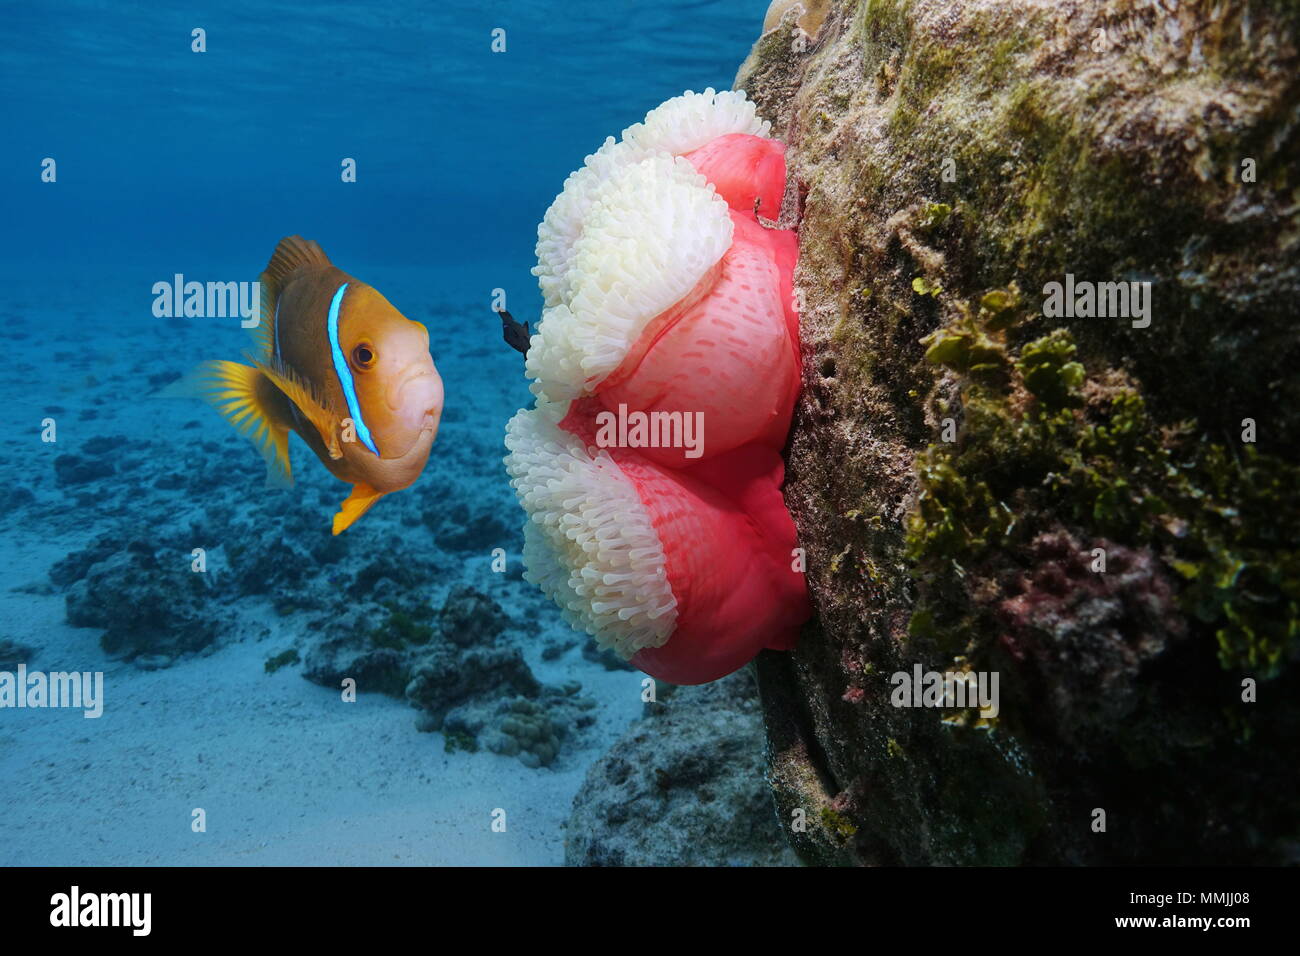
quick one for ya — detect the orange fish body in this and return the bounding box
[173,237,444,534]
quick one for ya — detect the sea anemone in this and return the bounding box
[505,400,808,684]
[681,132,787,220]
[597,210,800,465]
[525,154,734,404]
[525,107,800,461]
[532,87,774,309]
[506,89,810,684]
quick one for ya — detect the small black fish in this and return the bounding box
[499,309,531,356]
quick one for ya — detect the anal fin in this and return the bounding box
[333,482,384,535]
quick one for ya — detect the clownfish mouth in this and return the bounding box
[383,411,441,462]
[388,362,444,435]
[389,364,434,404]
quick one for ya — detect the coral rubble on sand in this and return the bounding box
[565,670,798,866]
[32,282,616,774]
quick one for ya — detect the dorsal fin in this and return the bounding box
[252,236,333,361]
[265,235,331,282]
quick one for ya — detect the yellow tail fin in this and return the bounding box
[333,482,384,535]
[163,360,293,489]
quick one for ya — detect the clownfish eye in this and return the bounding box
[352,343,376,369]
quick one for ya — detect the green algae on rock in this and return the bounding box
[738,0,1300,864]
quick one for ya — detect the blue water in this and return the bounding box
[0,0,770,865]
[4,0,759,278]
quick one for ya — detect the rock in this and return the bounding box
[481,699,561,765]
[438,585,510,646]
[65,549,224,662]
[581,640,635,672]
[225,530,314,603]
[995,531,1187,745]
[0,638,34,670]
[83,434,129,457]
[263,648,300,674]
[565,670,798,866]
[347,554,428,599]
[52,454,114,487]
[48,533,120,587]
[425,502,517,553]
[298,584,545,735]
[404,644,540,728]
[414,711,440,734]
[299,584,535,710]
[737,0,1300,864]
[541,639,575,661]
[301,603,416,697]
[444,687,598,769]
[303,636,409,696]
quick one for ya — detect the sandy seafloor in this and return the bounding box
[0,263,646,865]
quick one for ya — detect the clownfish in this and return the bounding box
[169,236,444,534]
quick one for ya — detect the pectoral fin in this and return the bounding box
[333,482,384,535]
[250,352,345,460]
